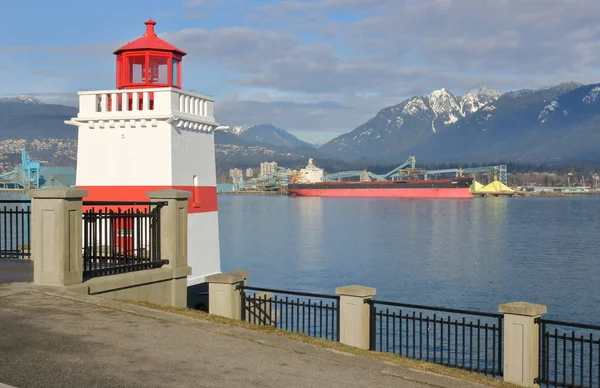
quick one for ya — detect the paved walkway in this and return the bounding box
[0,282,489,388]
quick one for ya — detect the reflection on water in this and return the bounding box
[294,198,324,273]
[219,195,600,323]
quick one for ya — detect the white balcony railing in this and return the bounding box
[76,87,215,121]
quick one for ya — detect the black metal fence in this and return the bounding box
[0,200,31,260]
[240,286,340,341]
[537,318,600,388]
[82,201,168,280]
[369,300,504,377]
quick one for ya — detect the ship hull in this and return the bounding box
[288,178,473,199]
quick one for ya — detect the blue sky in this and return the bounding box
[1,0,600,143]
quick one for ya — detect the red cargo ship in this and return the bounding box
[287,177,474,198]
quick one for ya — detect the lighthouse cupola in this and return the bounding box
[114,19,187,90]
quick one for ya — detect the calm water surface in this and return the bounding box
[218,195,600,323]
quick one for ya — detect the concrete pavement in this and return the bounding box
[0,282,490,388]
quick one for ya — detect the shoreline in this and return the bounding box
[218,190,288,196]
[217,190,600,198]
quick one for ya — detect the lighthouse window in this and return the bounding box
[128,55,146,84]
[149,56,169,84]
[172,59,180,86]
[193,174,201,208]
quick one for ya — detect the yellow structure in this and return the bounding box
[470,180,485,193]
[479,180,515,193]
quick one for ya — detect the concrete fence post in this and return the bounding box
[336,285,376,350]
[147,189,193,308]
[499,301,547,388]
[27,187,88,287]
[205,270,250,320]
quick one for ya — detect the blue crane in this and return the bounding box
[20,148,41,189]
[0,148,41,190]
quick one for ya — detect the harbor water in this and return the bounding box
[2,192,597,324]
[218,195,600,324]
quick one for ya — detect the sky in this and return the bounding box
[1,0,600,144]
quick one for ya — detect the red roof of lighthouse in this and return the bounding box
[113,19,187,56]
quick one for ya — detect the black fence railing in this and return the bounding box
[369,300,504,377]
[537,318,600,388]
[0,200,31,260]
[239,286,340,342]
[82,201,168,280]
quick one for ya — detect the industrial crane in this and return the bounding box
[0,148,41,190]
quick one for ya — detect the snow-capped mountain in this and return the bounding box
[0,97,78,170]
[221,125,253,136]
[217,123,313,149]
[0,95,44,105]
[320,81,600,163]
[408,81,596,162]
[460,88,502,115]
[319,87,502,160]
[535,83,600,126]
[0,96,76,139]
[3,81,600,169]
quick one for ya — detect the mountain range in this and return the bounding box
[217,81,600,165]
[219,124,313,149]
[318,81,599,163]
[318,87,502,160]
[0,98,324,171]
[0,96,77,139]
[1,80,600,172]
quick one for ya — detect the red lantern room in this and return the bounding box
[114,19,187,90]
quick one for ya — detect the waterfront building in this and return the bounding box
[260,161,278,178]
[245,168,254,178]
[229,168,243,179]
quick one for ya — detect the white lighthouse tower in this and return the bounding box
[65,19,221,297]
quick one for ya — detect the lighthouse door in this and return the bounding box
[114,225,134,254]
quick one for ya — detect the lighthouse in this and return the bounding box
[65,19,221,295]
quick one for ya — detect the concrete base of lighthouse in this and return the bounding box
[186,212,221,310]
[186,283,210,310]
[188,212,221,287]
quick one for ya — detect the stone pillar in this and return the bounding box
[336,285,376,350]
[499,302,547,387]
[205,270,250,320]
[148,189,192,308]
[27,187,88,287]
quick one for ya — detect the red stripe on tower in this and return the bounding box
[78,186,218,214]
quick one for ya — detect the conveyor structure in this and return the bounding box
[322,156,508,185]
[425,165,508,185]
[324,156,417,182]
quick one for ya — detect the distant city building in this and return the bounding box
[245,168,254,178]
[260,161,278,178]
[229,168,243,179]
